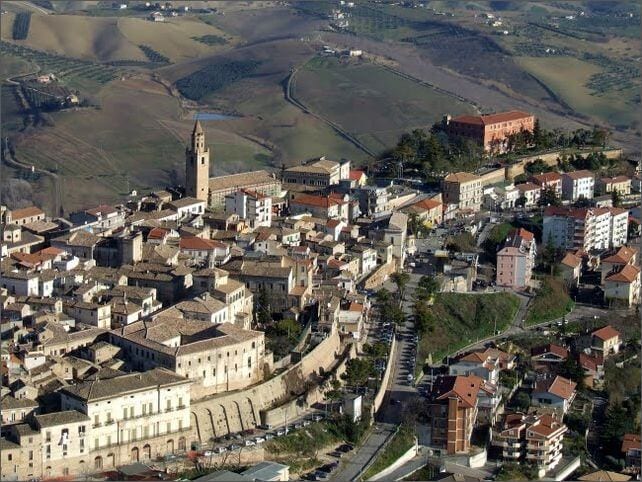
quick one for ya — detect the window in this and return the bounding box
[148,402,152,413]
[28,451,33,461]
[46,431,51,442]
[94,438,99,450]
[130,407,134,418]
[123,408,128,419]
[166,422,171,433]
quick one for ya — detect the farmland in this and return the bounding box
[294,56,476,153]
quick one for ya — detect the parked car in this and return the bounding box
[228,444,240,451]
[214,447,227,454]
[265,433,274,440]
[275,429,285,437]
[254,437,265,444]
[202,450,213,457]
[244,439,256,447]
[302,420,311,427]
[338,444,354,452]
[312,414,324,422]
[329,451,344,458]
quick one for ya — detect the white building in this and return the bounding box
[225,189,272,229]
[167,197,206,218]
[561,170,595,201]
[60,368,193,456]
[543,206,628,251]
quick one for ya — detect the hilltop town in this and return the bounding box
[1,103,640,482]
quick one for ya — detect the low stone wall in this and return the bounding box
[363,262,396,291]
[372,336,396,416]
[478,167,506,187]
[367,438,418,481]
[191,331,342,444]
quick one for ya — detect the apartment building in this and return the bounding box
[289,193,350,220]
[590,325,621,357]
[604,264,641,306]
[225,189,272,229]
[596,176,631,196]
[543,206,628,252]
[561,170,595,201]
[492,412,567,473]
[530,172,562,198]
[496,228,536,290]
[429,375,481,454]
[401,197,443,228]
[442,172,483,212]
[444,111,535,153]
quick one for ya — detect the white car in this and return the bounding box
[275,429,285,437]
[254,437,265,444]
[214,447,227,454]
[202,450,213,457]
[406,374,414,382]
[244,439,256,446]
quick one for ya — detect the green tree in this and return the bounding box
[557,356,586,391]
[391,271,410,304]
[417,275,439,299]
[514,391,531,411]
[342,358,375,387]
[254,287,272,326]
[611,189,622,208]
[539,186,561,207]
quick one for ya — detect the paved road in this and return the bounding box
[331,423,396,481]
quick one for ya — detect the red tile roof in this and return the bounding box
[531,172,562,184]
[349,170,366,181]
[560,252,582,268]
[179,236,227,250]
[292,193,342,208]
[622,433,641,453]
[531,343,569,360]
[563,170,595,180]
[409,198,442,211]
[546,375,577,400]
[435,375,482,409]
[86,204,117,216]
[516,182,540,193]
[605,264,640,284]
[579,353,603,372]
[592,325,621,341]
[510,227,534,242]
[451,110,532,126]
[10,206,45,220]
[602,246,637,265]
[148,227,169,240]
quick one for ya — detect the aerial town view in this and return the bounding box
[0,1,640,481]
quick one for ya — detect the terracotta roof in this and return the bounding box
[579,353,603,372]
[434,375,482,409]
[349,170,366,181]
[510,227,534,242]
[406,198,442,212]
[563,170,594,180]
[592,325,621,341]
[531,172,562,184]
[535,375,576,400]
[292,193,343,208]
[10,206,45,220]
[40,247,64,256]
[148,227,169,240]
[600,176,631,184]
[444,172,480,183]
[451,110,532,126]
[578,471,632,481]
[517,182,540,193]
[602,246,637,265]
[179,236,228,251]
[622,433,641,453]
[605,264,640,284]
[348,302,364,312]
[531,344,569,359]
[86,204,117,216]
[326,219,342,229]
[209,170,278,192]
[560,252,582,268]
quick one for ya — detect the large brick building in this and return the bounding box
[445,111,535,153]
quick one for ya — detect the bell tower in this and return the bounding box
[185,120,210,202]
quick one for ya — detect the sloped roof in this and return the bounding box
[563,169,594,180]
[531,344,568,359]
[560,252,582,268]
[605,264,640,283]
[444,172,480,183]
[602,246,637,265]
[622,433,641,453]
[535,375,576,400]
[434,375,482,409]
[592,325,621,341]
[451,110,532,126]
[10,206,45,220]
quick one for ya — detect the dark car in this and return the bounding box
[338,444,354,452]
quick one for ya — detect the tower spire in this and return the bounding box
[193,119,203,135]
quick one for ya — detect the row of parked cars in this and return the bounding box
[302,444,354,480]
[201,414,326,456]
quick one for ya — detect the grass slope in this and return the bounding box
[525,276,574,326]
[417,292,521,368]
[12,76,270,212]
[295,56,475,153]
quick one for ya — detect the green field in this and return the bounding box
[516,56,639,127]
[417,292,521,369]
[295,56,475,154]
